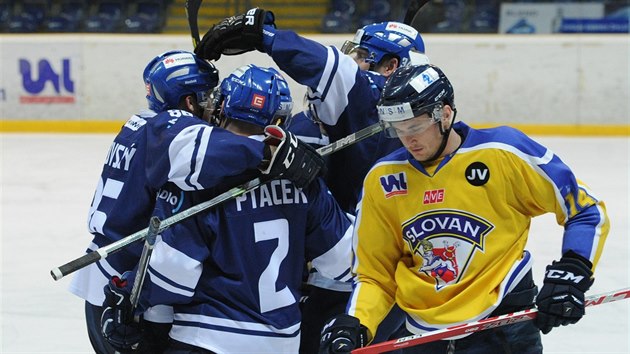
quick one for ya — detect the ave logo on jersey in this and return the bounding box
[465,162,490,186]
[379,172,408,198]
[402,209,494,290]
[423,188,445,204]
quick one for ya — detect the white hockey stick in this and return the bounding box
[353,287,630,354]
[50,121,384,281]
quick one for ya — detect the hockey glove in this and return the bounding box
[535,251,594,334]
[194,8,275,61]
[260,125,325,189]
[319,314,368,354]
[101,274,143,352]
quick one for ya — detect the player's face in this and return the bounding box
[393,114,443,162]
[341,41,371,71]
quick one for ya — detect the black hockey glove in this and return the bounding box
[260,125,325,189]
[194,8,275,61]
[319,314,368,354]
[535,251,594,334]
[101,274,143,352]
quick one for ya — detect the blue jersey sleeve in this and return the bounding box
[145,109,265,191]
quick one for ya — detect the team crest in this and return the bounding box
[402,209,494,290]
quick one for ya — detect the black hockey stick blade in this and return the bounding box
[185,0,202,48]
[403,0,431,26]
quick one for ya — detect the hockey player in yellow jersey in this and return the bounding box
[318,64,609,354]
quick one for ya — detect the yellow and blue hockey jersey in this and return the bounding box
[348,122,609,338]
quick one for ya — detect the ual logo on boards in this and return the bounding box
[19,58,75,104]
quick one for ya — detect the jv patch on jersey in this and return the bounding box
[465,162,490,186]
[380,172,408,198]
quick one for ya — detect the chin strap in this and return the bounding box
[421,109,457,163]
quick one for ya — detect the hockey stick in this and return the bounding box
[403,0,430,27]
[129,216,161,311]
[353,287,630,354]
[50,121,384,281]
[185,0,202,48]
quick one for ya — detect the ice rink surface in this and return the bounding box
[1,133,629,353]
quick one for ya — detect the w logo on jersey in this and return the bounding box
[380,172,408,198]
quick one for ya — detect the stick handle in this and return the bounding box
[50,122,384,281]
[185,0,202,47]
[130,216,161,309]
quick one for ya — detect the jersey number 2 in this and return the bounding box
[254,219,295,313]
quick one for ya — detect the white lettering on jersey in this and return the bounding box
[104,142,136,171]
[124,115,147,131]
[404,216,482,243]
[235,179,307,211]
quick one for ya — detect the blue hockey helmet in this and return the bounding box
[377,64,455,136]
[143,50,219,112]
[218,64,293,127]
[341,21,427,68]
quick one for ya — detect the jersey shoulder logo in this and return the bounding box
[124,115,147,131]
[402,209,494,290]
[379,172,408,198]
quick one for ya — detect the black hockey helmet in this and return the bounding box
[377,64,455,129]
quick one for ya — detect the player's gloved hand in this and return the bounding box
[101,273,143,352]
[535,251,594,334]
[318,314,368,354]
[260,125,325,189]
[194,8,275,61]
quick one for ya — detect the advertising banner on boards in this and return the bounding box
[499,3,604,34]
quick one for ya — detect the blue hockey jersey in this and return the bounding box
[262,27,402,214]
[69,109,267,307]
[135,165,354,353]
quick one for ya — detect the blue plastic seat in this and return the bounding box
[84,0,125,32]
[7,0,50,33]
[123,0,165,33]
[321,0,356,33]
[45,0,85,32]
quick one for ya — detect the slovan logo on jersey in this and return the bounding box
[379,172,408,198]
[402,209,494,290]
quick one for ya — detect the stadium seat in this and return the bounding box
[357,0,391,28]
[45,0,85,32]
[6,0,50,33]
[321,0,356,33]
[122,0,166,33]
[84,0,125,32]
[0,0,12,31]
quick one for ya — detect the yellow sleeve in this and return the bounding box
[348,167,404,339]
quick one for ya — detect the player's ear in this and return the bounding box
[441,104,453,128]
[184,95,196,112]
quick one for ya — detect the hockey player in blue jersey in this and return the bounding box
[318,64,610,353]
[99,64,354,354]
[68,51,325,354]
[194,8,428,215]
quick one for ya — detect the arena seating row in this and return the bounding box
[0,0,170,33]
